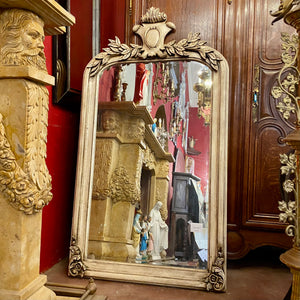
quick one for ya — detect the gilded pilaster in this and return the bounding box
[271,2,300,299]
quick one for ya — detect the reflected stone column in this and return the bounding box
[0,3,74,300]
[88,102,174,263]
[154,160,170,221]
[88,108,143,262]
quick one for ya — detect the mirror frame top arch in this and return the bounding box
[69,7,229,292]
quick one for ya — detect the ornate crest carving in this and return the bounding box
[206,248,225,292]
[0,113,52,214]
[68,237,86,278]
[87,8,222,77]
[133,7,175,58]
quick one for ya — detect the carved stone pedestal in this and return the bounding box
[0,72,55,300]
[0,2,74,300]
[281,247,300,300]
[88,101,174,262]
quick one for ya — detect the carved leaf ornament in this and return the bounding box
[0,113,52,214]
[271,33,300,124]
[279,153,296,237]
[271,32,299,239]
[87,7,222,77]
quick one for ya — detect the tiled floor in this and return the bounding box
[44,246,292,300]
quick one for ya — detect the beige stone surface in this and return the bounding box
[0,275,55,300]
[0,79,27,166]
[0,0,75,35]
[0,197,42,291]
[0,66,55,86]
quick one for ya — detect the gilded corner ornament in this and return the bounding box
[68,237,87,278]
[206,248,226,292]
[87,7,222,77]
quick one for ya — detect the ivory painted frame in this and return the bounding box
[69,7,229,291]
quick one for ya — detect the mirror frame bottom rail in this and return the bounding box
[85,259,207,289]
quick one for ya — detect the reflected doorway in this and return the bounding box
[140,168,152,216]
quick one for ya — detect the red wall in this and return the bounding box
[100,0,126,48]
[40,35,80,272]
[40,0,126,272]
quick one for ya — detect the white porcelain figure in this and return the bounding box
[149,201,168,260]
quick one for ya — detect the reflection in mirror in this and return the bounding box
[88,61,211,270]
[69,7,228,291]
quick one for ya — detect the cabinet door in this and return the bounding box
[126,0,294,259]
[224,0,294,258]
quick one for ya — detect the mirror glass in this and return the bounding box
[69,7,228,291]
[88,60,211,270]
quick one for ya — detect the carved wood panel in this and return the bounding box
[225,0,295,257]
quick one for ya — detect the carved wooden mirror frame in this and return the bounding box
[69,7,229,292]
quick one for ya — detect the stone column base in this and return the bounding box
[0,275,55,300]
[280,247,300,300]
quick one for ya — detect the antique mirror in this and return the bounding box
[69,7,228,291]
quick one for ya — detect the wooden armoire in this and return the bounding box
[125,0,296,259]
